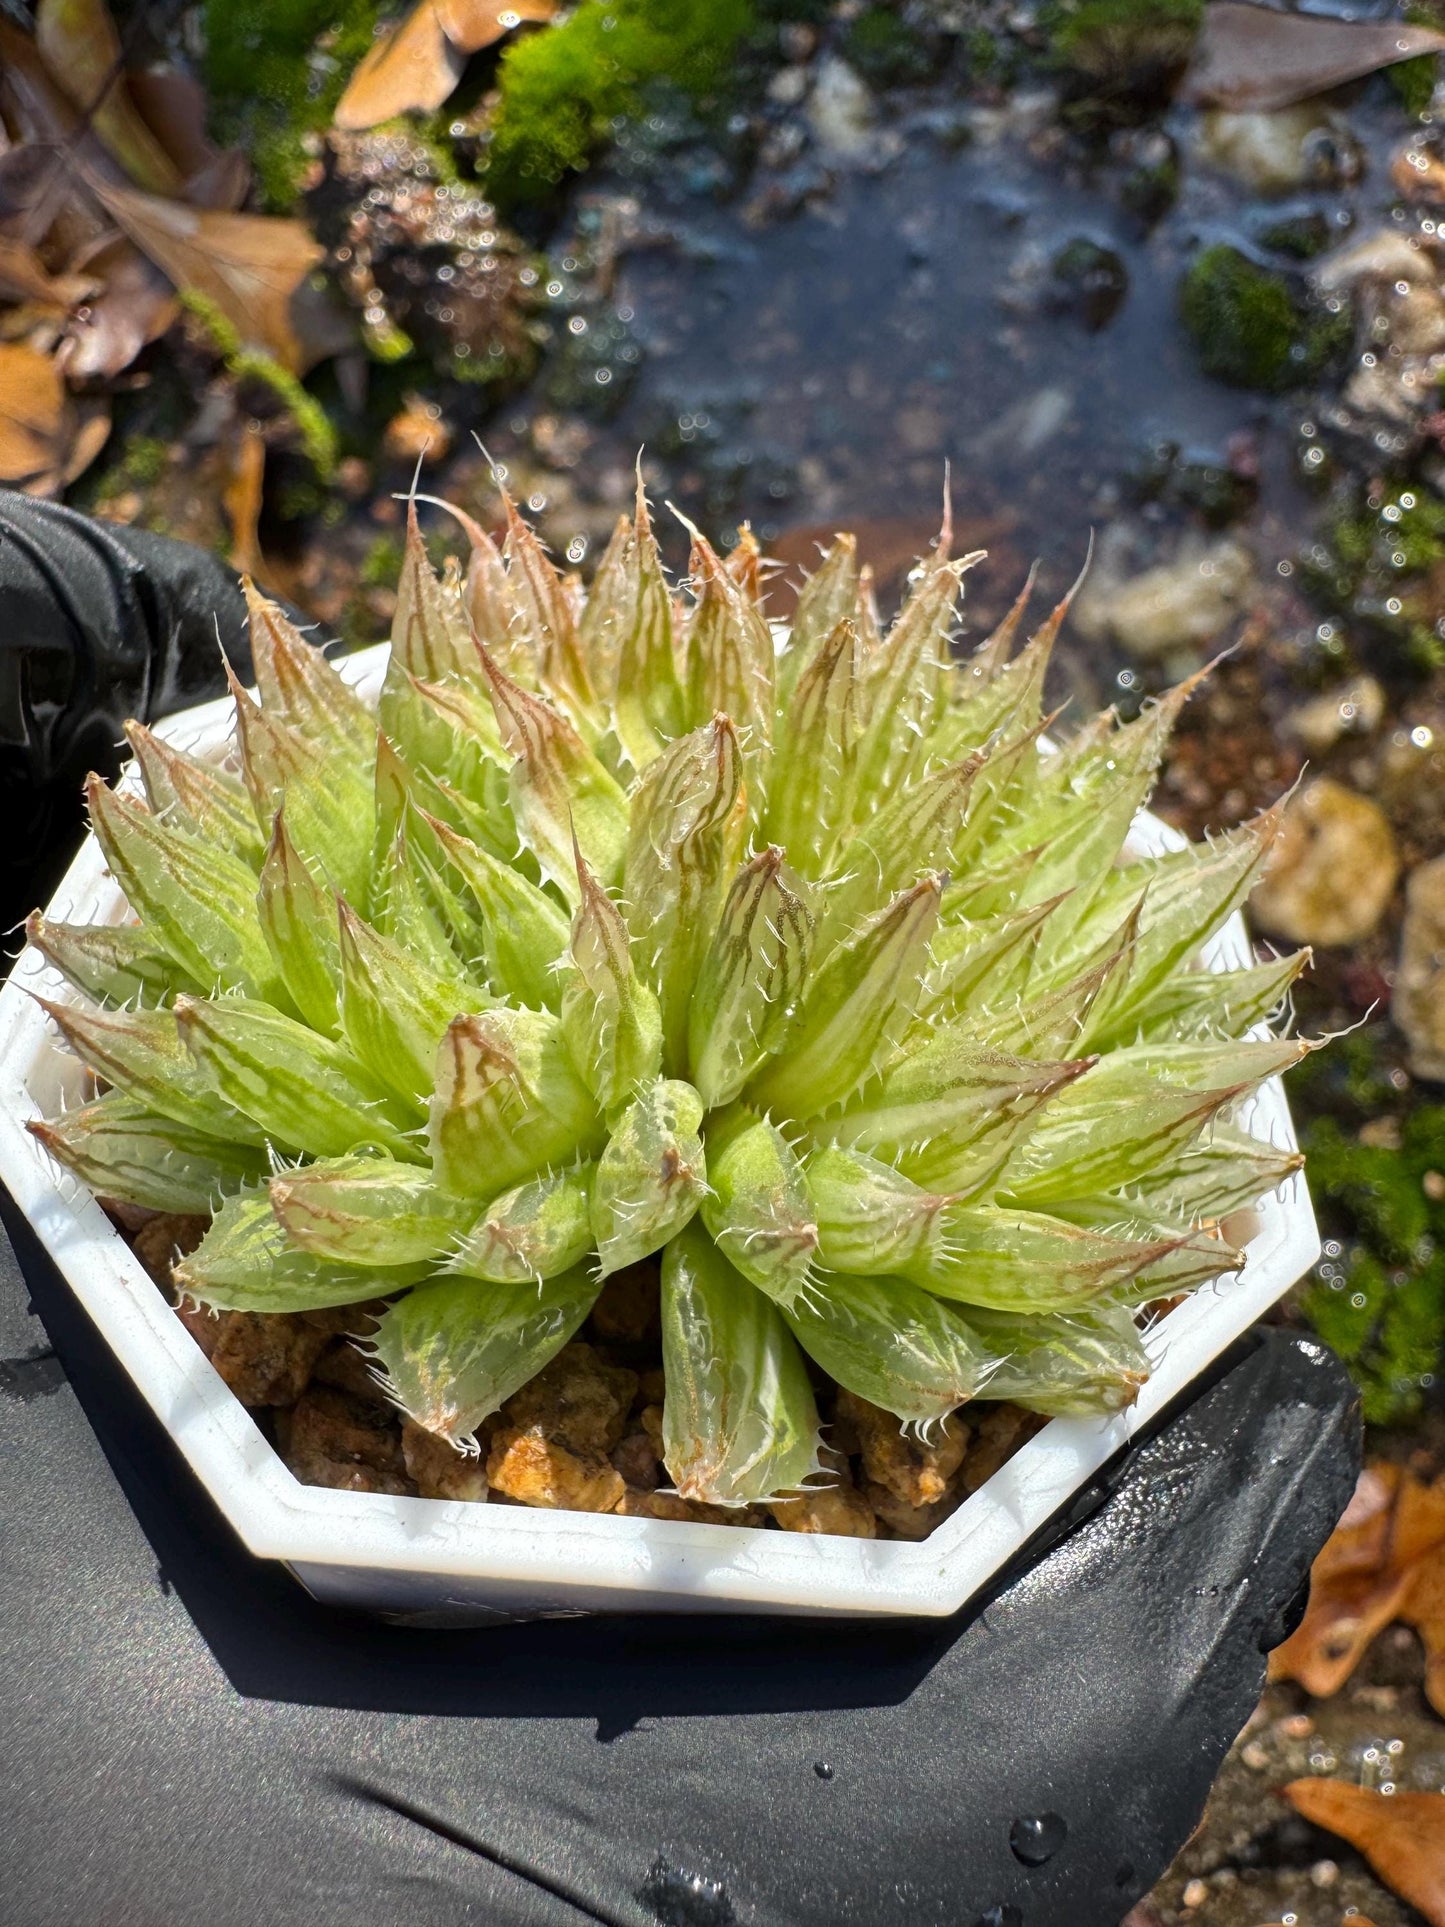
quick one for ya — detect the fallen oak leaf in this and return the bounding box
[1184,2,1445,113]
[87,178,324,374]
[1269,1464,1414,1697]
[435,0,556,56]
[334,0,554,129]
[0,339,109,492]
[1281,1781,1445,1926]
[333,2,464,130]
[0,237,98,311]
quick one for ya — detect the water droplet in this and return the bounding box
[972,1907,1023,1927]
[1009,1812,1067,1867]
[637,1854,735,1927]
[814,1761,834,1780]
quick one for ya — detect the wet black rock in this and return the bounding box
[1049,236,1130,331]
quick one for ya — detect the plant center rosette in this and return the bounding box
[26,483,1313,1520]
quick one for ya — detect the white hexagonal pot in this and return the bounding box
[0,642,1320,1624]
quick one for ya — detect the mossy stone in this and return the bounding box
[1179,243,1349,392]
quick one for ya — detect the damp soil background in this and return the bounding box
[31,1,1445,1923]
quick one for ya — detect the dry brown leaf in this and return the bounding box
[89,179,323,373]
[1271,1465,1445,1702]
[58,233,176,381]
[435,0,556,56]
[125,68,251,210]
[0,238,97,311]
[1281,1781,1445,1926]
[334,0,555,128]
[334,3,464,130]
[34,0,183,196]
[224,426,266,580]
[0,339,108,492]
[1185,2,1445,112]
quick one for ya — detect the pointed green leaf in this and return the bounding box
[855,556,971,794]
[559,848,662,1114]
[369,1265,600,1447]
[746,874,943,1118]
[687,847,815,1108]
[590,1077,707,1276]
[337,899,489,1106]
[24,912,199,1008]
[176,995,422,1161]
[700,1111,818,1310]
[256,812,342,1036]
[683,529,775,756]
[391,501,481,686]
[85,775,290,1007]
[425,811,570,1011]
[785,1271,997,1426]
[804,1143,953,1275]
[429,1007,604,1199]
[905,1203,1210,1313]
[611,478,684,770]
[445,1162,596,1283]
[827,755,984,928]
[763,618,858,875]
[174,1189,425,1314]
[624,715,745,1072]
[959,1305,1151,1417]
[775,532,857,710]
[269,1153,474,1266]
[243,578,373,755]
[36,995,261,1141]
[477,641,629,899]
[818,1042,1091,1198]
[501,490,596,720]
[660,1219,821,1505]
[123,721,265,867]
[29,1093,267,1214]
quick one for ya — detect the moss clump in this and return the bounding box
[1302,482,1445,675]
[181,292,338,480]
[843,7,939,88]
[203,0,383,210]
[1047,0,1201,113]
[1179,243,1350,391]
[1295,1035,1445,1423]
[484,0,754,211]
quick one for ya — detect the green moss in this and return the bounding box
[203,0,384,210]
[843,7,938,88]
[181,291,338,479]
[1179,243,1350,392]
[359,532,405,587]
[1046,0,1201,112]
[1389,7,1443,116]
[1303,482,1445,675]
[95,434,169,498]
[484,0,755,211]
[1291,1034,1445,1424]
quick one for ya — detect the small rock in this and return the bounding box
[1310,1857,1339,1887]
[1285,674,1386,752]
[1181,1877,1209,1909]
[766,64,810,107]
[1048,237,1129,332]
[1251,776,1401,948]
[1396,853,1445,1080]
[1425,1169,1445,1201]
[1196,105,1356,196]
[1239,1740,1270,1770]
[805,56,875,161]
[1073,535,1255,660]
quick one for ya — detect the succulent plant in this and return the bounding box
[28,486,1311,1506]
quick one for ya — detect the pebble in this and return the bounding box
[1072,535,1255,661]
[805,56,876,162]
[1181,1878,1209,1908]
[1251,776,1401,948]
[1285,674,1385,753]
[1395,852,1445,1081]
[1195,104,1346,195]
[1240,1740,1271,1770]
[1310,1857,1339,1887]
